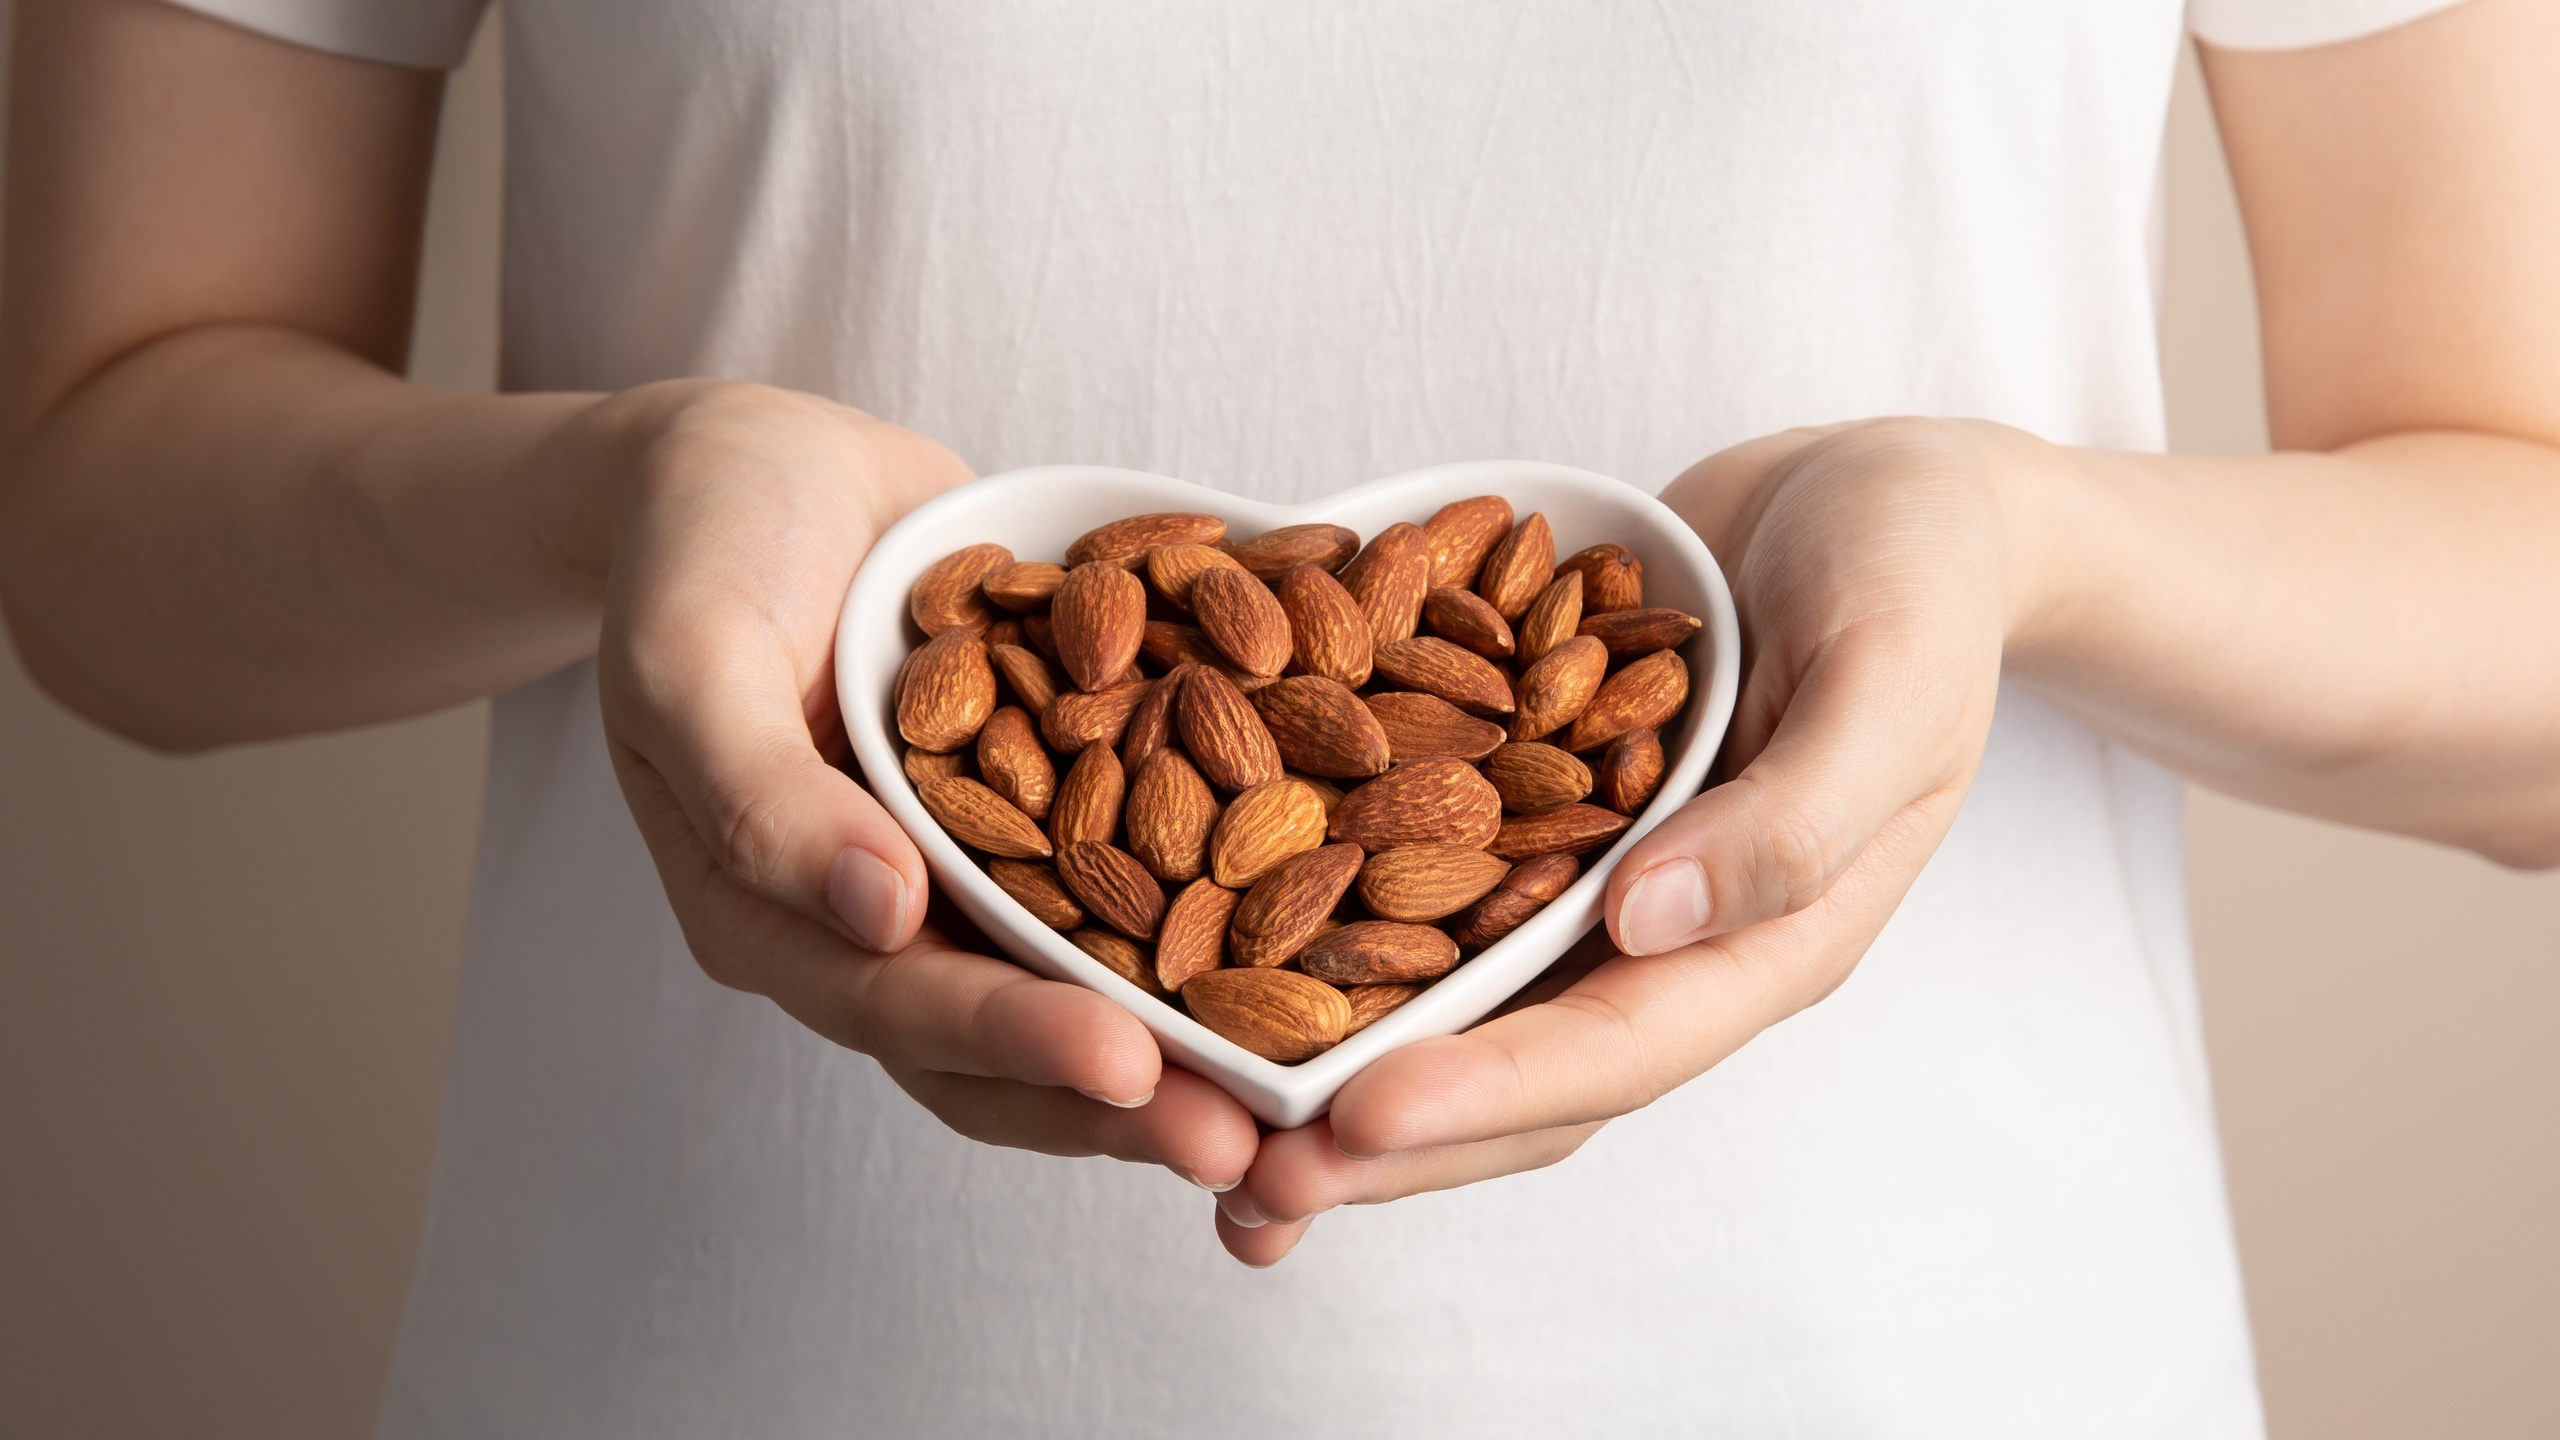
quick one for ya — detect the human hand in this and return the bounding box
[587,382,1260,1190]
[1216,418,2046,1262]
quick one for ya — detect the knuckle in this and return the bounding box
[1750,805,1842,917]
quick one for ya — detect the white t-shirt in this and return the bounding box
[180,0,2464,1434]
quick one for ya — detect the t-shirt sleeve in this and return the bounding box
[162,0,489,71]
[2189,0,2472,50]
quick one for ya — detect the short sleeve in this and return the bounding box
[164,0,490,71]
[2188,0,2472,50]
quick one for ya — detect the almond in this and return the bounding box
[1285,771,1348,814]
[1343,982,1423,1035]
[1141,620,1224,671]
[1041,677,1154,753]
[1577,607,1703,659]
[1155,878,1239,991]
[1069,927,1162,996]
[975,705,1057,821]
[1423,586,1515,660]
[1476,512,1555,620]
[1358,844,1512,923]
[1252,676,1392,779]
[1118,666,1186,774]
[1145,543,1245,611]
[1299,921,1461,986]
[1126,749,1217,883]
[1372,636,1515,714]
[911,542,1013,636]
[1188,566,1293,677]
[1208,777,1331,888]
[1278,562,1373,687]
[1487,803,1632,858]
[1558,543,1644,614]
[1327,758,1503,850]
[903,746,970,788]
[1049,742,1125,849]
[1020,611,1059,661]
[1336,521,1432,646]
[1181,967,1349,1063]
[1482,741,1593,813]
[1595,727,1667,815]
[1228,843,1363,967]
[1057,840,1167,940]
[1451,853,1579,947]
[1176,666,1284,792]
[1516,570,1584,665]
[1066,512,1227,569]
[989,643,1064,714]
[988,858,1083,930]
[1503,851,1583,903]
[1423,495,1515,589]
[980,559,1066,613]
[984,618,1026,652]
[896,627,998,752]
[1564,649,1690,752]
[1363,691,1509,763]
[1051,561,1148,692]
[917,776,1053,858]
[1229,523,1361,581]
[1510,635,1608,742]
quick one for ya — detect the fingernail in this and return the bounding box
[827,847,910,952]
[1217,1190,1269,1228]
[1172,1166,1240,1193]
[1080,1087,1154,1110]
[1618,857,1710,955]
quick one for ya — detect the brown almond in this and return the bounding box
[1558,543,1644,614]
[1057,841,1167,940]
[1511,635,1609,742]
[1189,566,1293,677]
[1051,561,1148,692]
[1181,967,1349,1063]
[1423,495,1515,589]
[1228,843,1364,967]
[1041,678,1154,753]
[981,560,1066,613]
[1145,543,1245,611]
[896,627,998,753]
[1578,607,1704,659]
[1069,928,1162,996]
[1229,523,1361,581]
[911,542,1013,636]
[1020,611,1059,661]
[1155,879,1239,990]
[917,776,1053,858]
[1372,636,1515,714]
[989,643,1064,715]
[1596,728,1667,815]
[1423,586,1516,660]
[1118,666,1185,773]
[975,706,1057,821]
[988,858,1083,930]
[1285,771,1348,814]
[1252,676,1393,779]
[1482,741,1594,813]
[1516,571,1584,665]
[1049,742,1126,849]
[1208,777,1331,888]
[1564,649,1691,752]
[1299,921,1461,986]
[1140,620,1224,672]
[1357,844,1512,923]
[1126,749,1217,883]
[1505,851,1583,903]
[1336,522,1432,646]
[1450,852,1580,947]
[1343,982,1424,1035]
[1363,691,1509,763]
[984,617,1026,651]
[1327,757,1503,851]
[903,746,969,788]
[1476,512,1555,620]
[1488,803,1632,859]
[1278,563,1374,687]
[1176,666,1284,792]
[1066,512,1228,569]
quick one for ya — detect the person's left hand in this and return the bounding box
[1210,418,2055,1264]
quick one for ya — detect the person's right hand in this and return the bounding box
[580,381,1260,1191]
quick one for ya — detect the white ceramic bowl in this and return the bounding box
[837,462,1739,1127]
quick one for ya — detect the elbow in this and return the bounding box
[0,578,224,757]
[2450,798,2560,873]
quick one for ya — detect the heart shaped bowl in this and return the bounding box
[838,462,1739,1127]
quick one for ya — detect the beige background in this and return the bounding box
[3,13,2555,1437]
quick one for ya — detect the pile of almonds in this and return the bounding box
[893,497,1700,1064]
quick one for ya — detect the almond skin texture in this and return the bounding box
[1596,727,1667,815]
[917,776,1054,858]
[1559,543,1645,613]
[1041,678,1154,753]
[1049,742,1126,850]
[1140,620,1226,672]
[1343,982,1424,1035]
[1155,879,1239,990]
[1176,666,1285,792]
[903,746,969,788]
[1451,853,1579,947]
[1126,749,1217,883]
[896,628,998,753]
[1229,843,1364,967]
[1327,758,1503,850]
[984,618,1026,651]
[912,543,1013,636]
[1252,676,1393,779]
[1208,777,1331,888]
[1488,803,1633,858]
[975,706,1057,821]
[1372,636,1516,714]
[1423,495,1515,589]
[1336,522,1432,646]
[1363,691,1509,763]
[1358,844,1512,923]
[1516,570,1584,665]
[1230,523,1360,581]
[1482,741,1594,813]
[1069,928,1162,996]
[1020,611,1059,661]
[1578,607,1704,659]
[1181,967,1349,1063]
[1051,561,1148,692]
[1278,563,1374,687]
[1423,586,1516,660]
[1146,543,1245,611]
[1476,512,1556,620]
[1504,851,1583,902]
[1057,841,1168,940]
[988,643,1064,715]
[1285,771,1347,814]
[1066,512,1227,569]
[1189,566,1294,677]
[1299,922,1462,985]
[1565,649,1691,752]
[1511,635,1609,742]
[988,859,1084,930]
[980,559,1066,613]
[1118,666,1186,774]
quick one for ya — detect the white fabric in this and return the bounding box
[150,0,2447,1432]
[175,0,485,69]
[2191,0,2470,50]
